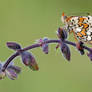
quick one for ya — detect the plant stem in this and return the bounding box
[2,39,92,72]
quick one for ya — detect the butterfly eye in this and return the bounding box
[72,19,74,21]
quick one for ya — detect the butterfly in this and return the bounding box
[61,12,92,44]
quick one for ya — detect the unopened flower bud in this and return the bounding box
[21,51,39,71]
[42,37,49,54]
[57,27,67,40]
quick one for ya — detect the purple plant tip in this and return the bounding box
[7,42,21,50]
[87,51,92,61]
[57,27,67,40]
[0,61,21,80]
[42,37,49,54]
[6,69,17,80]
[60,43,71,61]
[21,51,39,71]
[76,41,84,55]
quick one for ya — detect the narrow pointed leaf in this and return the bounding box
[7,42,21,50]
[87,50,92,61]
[60,43,71,61]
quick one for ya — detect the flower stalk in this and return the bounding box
[2,39,92,72]
[0,27,92,80]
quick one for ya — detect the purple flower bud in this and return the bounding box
[21,52,31,66]
[76,41,84,55]
[7,42,21,50]
[21,51,39,71]
[36,37,49,54]
[42,37,49,54]
[57,27,67,40]
[6,69,17,80]
[60,43,71,61]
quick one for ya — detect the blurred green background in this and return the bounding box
[0,0,92,92]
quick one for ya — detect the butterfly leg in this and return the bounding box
[73,31,78,41]
[69,30,78,41]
